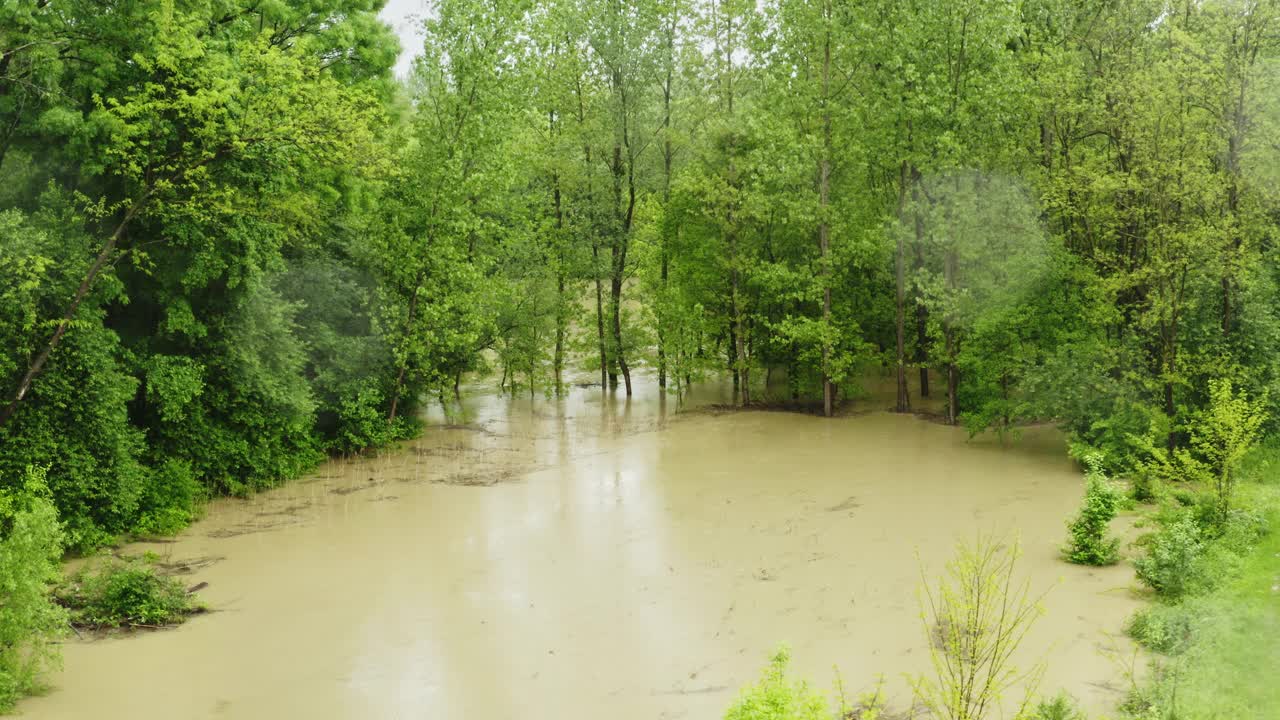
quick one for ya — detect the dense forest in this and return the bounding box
[3,0,1280,714]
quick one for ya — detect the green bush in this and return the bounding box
[0,467,68,712]
[56,559,202,628]
[724,647,827,720]
[1129,468,1159,503]
[1064,457,1122,565]
[1127,604,1195,655]
[1134,515,1211,599]
[134,460,204,536]
[1029,693,1087,720]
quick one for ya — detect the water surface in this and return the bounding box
[24,377,1140,719]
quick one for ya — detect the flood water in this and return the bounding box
[23,375,1141,719]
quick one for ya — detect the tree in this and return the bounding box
[1193,378,1267,523]
[913,536,1047,720]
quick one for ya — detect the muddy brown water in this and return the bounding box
[22,375,1141,719]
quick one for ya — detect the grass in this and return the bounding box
[1147,505,1280,718]
[1125,447,1280,719]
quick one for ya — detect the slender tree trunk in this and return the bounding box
[574,72,608,391]
[914,240,929,398]
[945,338,959,425]
[548,99,568,396]
[610,252,630,396]
[593,242,610,389]
[1,196,148,429]
[719,5,747,405]
[1222,124,1241,335]
[1000,372,1010,432]
[728,323,740,398]
[587,142,609,390]
[658,244,669,389]
[735,277,749,405]
[818,10,833,417]
[554,275,566,394]
[609,138,632,396]
[894,160,911,413]
[1164,316,1179,453]
[657,10,677,391]
[943,248,959,425]
[552,169,567,396]
[1221,19,1259,337]
[1222,133,1242,335]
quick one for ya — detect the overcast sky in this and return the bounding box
[379,0,431,77]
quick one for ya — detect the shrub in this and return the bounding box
[1028,693,1087,720]
[724,646,827,720]
[56,558,202,628]
[1129,468,1158,503]
[0,466,68,711]
[1064,457,1123,565]
[134,460,203,536]
[1126,605,1195,655]
[1134,515,1208,599]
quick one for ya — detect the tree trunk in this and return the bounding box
[610,260,630,396]
[609,139,632,397]
[946,340,959,425]
[818,11,833,418]
[553,173,566,396]
[593,248,610,389]
[575,71,607,391]
[729,323,740,399]
[894,160,911,413]
[914,241,929,398]
[605,24,635,397]
[657,9,676,391]
[944,247,959,426]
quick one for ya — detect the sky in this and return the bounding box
[379,0,431,77]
